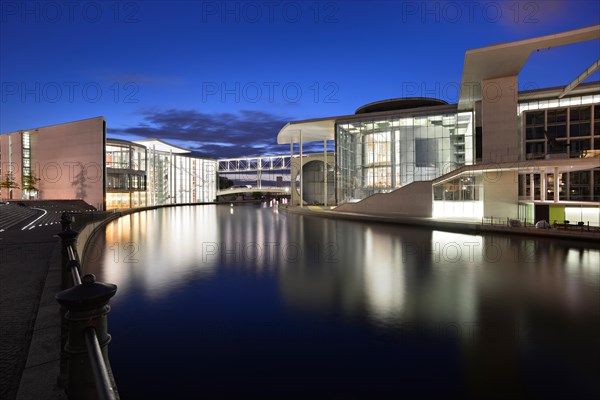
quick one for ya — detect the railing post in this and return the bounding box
[57,228,79,290]
[56,224,79,388]
[61,211,74,232]
[56,274,118,400]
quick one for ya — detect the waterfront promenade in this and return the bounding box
[0,201,208,399]
[0,225,66,400]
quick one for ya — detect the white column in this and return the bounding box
[554,167,559,203]
[530,173,535,201]
[323,139,327,207]
[299,130,303,208]
[258,169,262,189]
[170,149,173,204]
[541,171,546,201]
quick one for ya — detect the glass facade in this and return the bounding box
[106,140,148,209]
[106,140,217,209]
[336,111,473,202]
[520,100,600,203]
[523,104,599,160]
[146,148,217,207]
[21,131,36,199]
[432,172,483,219]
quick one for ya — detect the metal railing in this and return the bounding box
[481,216,599,232]
[481,216,517,227]
[55,212,119,400]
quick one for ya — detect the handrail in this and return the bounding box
[68,258,82,286]
[481,215,599,232]
[56,212,119,400]
[67,245,77,262]
[84,328,117,400]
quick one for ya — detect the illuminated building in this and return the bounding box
[277,25,600,225]
[0,117,217,210]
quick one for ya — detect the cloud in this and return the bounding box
[108,108,326,158]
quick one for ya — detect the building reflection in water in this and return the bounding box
[87,206,220,299]
[84,204,600,398]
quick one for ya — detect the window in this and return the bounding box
[570,107,591,122]
[569,171,591,201]
[546,124,566,138]
[415,138,438,167]
[547,109,566,123]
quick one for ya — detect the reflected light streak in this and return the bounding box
[363,228,405,327]
[101,206,219,300]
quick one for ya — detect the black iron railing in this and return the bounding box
[55,212,119,400]
[481,216,599,232]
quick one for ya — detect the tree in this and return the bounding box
[22,173,41,192]
[22,172,41,199]
[0,173,20,200]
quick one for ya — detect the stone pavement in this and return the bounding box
[0,226,67,400]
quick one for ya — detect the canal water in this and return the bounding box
[85,204,599,399]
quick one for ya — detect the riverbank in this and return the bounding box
[0,226,66,400]
[282,205,600,244]
[1,202,217,400]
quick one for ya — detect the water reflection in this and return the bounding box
[87,206,220,299]
[85,204,600,398]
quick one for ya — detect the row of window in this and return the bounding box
[433,175,482,202]
[22,132,31,183]
[336,112,473,201]
[106,173,147,191]
[524,105,600,159]
[106,144,147,171]
[519,170,600,202]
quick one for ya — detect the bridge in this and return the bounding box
[216,186,290,197]
[218,155,291,173]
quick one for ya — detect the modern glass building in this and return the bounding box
[519,93,600,202]
[106,138,217,210]
[336,98,473,202]
[106,139,148,209]
[277,25,600,225]
[431,85,600,223]
[0,118,217,210]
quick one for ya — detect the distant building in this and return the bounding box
[106,138,216,209]
[0,117,106,208]
[0,117,217,210]
[277,25,600,225]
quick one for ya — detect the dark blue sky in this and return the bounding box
[1,1,599,157]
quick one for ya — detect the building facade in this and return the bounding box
[277,25,600,225]
[336,99,474,202]
[430,83,600,224]
[1,118,217,210]
[0,117,106,209]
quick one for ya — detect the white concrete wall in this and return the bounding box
[481,76,519,163]
[334,181,433,217]
[290,153,335,205]
[483,169,518,219]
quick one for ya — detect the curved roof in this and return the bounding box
[355,97,448,114]
[132,138,191,153]
[277,117,336,144]
[107,138,147,149]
